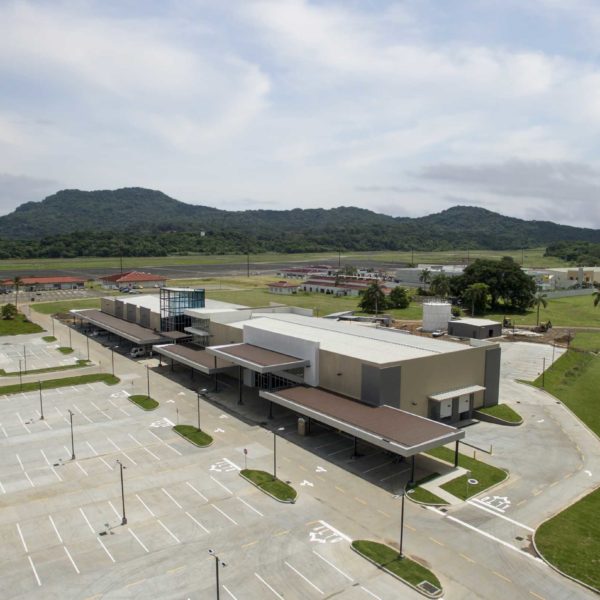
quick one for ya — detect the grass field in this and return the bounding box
[0,313,44,335]
[406,474,448,505]
[571,331,600,352]
[0,373,119,395]
[531,351,600,437]
[352,540,442,591]
[31,298,101,314]
[535,487,600,591]
[0,247,566,273]
[477,404,523,423]
[0,359,90,377]
[241,469,297,502]
[486,294,600,327]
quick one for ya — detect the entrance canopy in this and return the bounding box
[428,384,485,403]
[153,344,235,374]
[261,386,464,457]
[206,343,310,374]
[74,309,165,345]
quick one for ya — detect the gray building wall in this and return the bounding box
[448,321,502,339]
[360,365,402,408]
[483,346,501,407]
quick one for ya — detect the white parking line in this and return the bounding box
[100,410,113,421]
[360,586,383,599]
[0,424,7,438]
[108,399,118,408]
[98,456,114,471]
[50,466,63,482]
[361,461,392,474]
[147,430,182,455]
[16,523,28,552]
[108,500,121,519]
[90,400,101,410]
[97,536,115,562]
[24,471,35,487]
[28,555,42,586]
[79,507,96,534]
[237,497,263,517]
[107,437,121,452]
[185,511,210,533]
[136,494,156,517]
[55,406,69,424]
[255,573,284,599]
[16,453,25,470]
[119,407,131,416]
[185,481,208,502]
[0,480,5,494]
[210,476,232,495]
[157,519,180,544]
[49,515,63,543]
[40,449,51,466]
[86,441,98,455]
[328,445,353,457]
[312,550,353,581]
[129,528,149,553]
[285,560,324,594]
[75,462,89,476]
[15,412,31,433]
[63,545,80,573]
[162,487,183,509]
[467,500,535,532]
[222,584,239,600]
[121,451,138,466]
[317,520,352,542]
[211,504,238,525]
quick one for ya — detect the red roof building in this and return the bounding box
[99,271,167,288]
[267,281,299,295]
[1,276,85,290]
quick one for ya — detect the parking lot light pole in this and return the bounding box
[86,335,90,360]
[197,388,207,432]
[111,348,115,376]
[273,431,277,480]
[208,549,226,599]
[68,327,72,348]
[68,409,75,460]
[146,365,150,398]
[38,381,44,420]
[117,460,127,525]
[399,487,406,559]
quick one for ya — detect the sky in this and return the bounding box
[2,0,600,228]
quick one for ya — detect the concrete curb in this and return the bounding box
[532,488,600,596]
[172,426,214,448]
[350,543,443,599]
[473,410,523,427]
[239,471,296,504]
[405,491,449,508]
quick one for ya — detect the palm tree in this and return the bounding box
[430,273,450,298]
[593,290,600,307]
[533,292,548,326]
[419,268,431,290]
[463,282,489,316]
[13,276,22,310]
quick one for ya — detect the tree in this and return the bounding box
[593,290,600,307]
[419,268,431,289]
[359,282,387,314]
[1,303,17,320]
[430,273,451,298]
[13,276,22,310]
[532,292,548,325]
[462,283,489,316]
[388,286,410,309]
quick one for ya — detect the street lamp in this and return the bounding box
[197,388,208,432]
[111,347,115,376]
[146,365,150,398]
[68,409,75,460]
[399,485,406,559]
[116,459,127,525]
[273,427,285,481]
[208,549,226,599]
[86,335,90,361]
[38,381,44,420]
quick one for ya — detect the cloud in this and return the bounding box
[0,173,60,215]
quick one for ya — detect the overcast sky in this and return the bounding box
[2,0,600,227]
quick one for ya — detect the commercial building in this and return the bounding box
[267,281,299,295]
[300,275,389,297]
[98,270,167,289]
[1,276,85,291]
[448,318,502,340]
[545,267,600,288]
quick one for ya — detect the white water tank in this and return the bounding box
[422,302,452,332]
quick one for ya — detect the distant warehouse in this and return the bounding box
[1,276,85,291]
[98,270,167,289]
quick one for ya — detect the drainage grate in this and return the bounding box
[418,580,442,595]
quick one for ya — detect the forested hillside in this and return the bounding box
[0,187,598,258]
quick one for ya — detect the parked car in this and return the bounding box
[130,347,146,358]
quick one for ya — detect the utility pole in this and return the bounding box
[146,365,150,398]
[23,345,27,372]
[38,381,44,420]
[86,335,90,360]
[273,431,277,480]
[68,409,75,460]
[117,460,127,525]
[399,487,406,558]
[208,549,226,599]
[247,252,250,277]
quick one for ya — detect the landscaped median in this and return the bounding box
[172,424,213,447]
[240,469,297,503]
[57,346,74,354]
[0,359,91,377]
[352,540,443,598]
[426,446,508,501]
[0,373,119,395]
[406,474,448,506]
[475,403,523,425]
[128,394,159,411]
[534,487,600,592]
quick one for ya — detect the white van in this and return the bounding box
[130,347,146,358]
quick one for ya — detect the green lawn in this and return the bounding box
[0,373,119,395]
[352,540,442,592]
[535,487,600,591]
[477,403,523,423]
[31,298,101,314]
[241,469,297,502]
[531,350,600,437]
[0,247,564,272]
[42,335,57,342]
[406,473,448,505]
[0,359,90,377]
[426,446,508,500]
[129,395,158,410]
[486,294,600,327]
[0,313,44,335]
[571,331,600,353]
[57,346,74,354]
[173,424,213,447]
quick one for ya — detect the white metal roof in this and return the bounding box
[453,318,501,327]
[113,294,160,311]
[229,313,469,364]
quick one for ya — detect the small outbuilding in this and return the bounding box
[447,318,502,340]
[267,281,299,295]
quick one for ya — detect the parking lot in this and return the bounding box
[0,335,82,374]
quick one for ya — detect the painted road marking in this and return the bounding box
[222,584,239,600]
[49,515,63,543]
[430,536,445,546]
[242,540,258,549]
[79,507,96,534]
[76,462,89,476]
[136,494,156,517]
[97,536,115,562]
[493,570,512,583]
[40,449,51,466]
[312,550,353,581]
[285,560,324,595]
[108,501,121,519]
[162,487,183,509]
[529,591,546,600]
[186,481,208,502]
[185,511,210,533]
[475,495,511,513]
[28,556,41,586]
[86,441,99,456]
[16,523,28,552]
[129,529,149,553]
[157,519,181,544]
[99,457,114,471]
[309,521,351,544]
[64,546,80,573]
[211,504,238,525]
[210,475,233,495]
[360,586,383,600]
[148,429,181,455]
[460,553,475,563]
[255,573,284,599]
[237,496,263,517]
[209,458,240,473]
[468,500,534,532]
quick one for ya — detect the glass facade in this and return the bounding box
[159,288,205,332]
